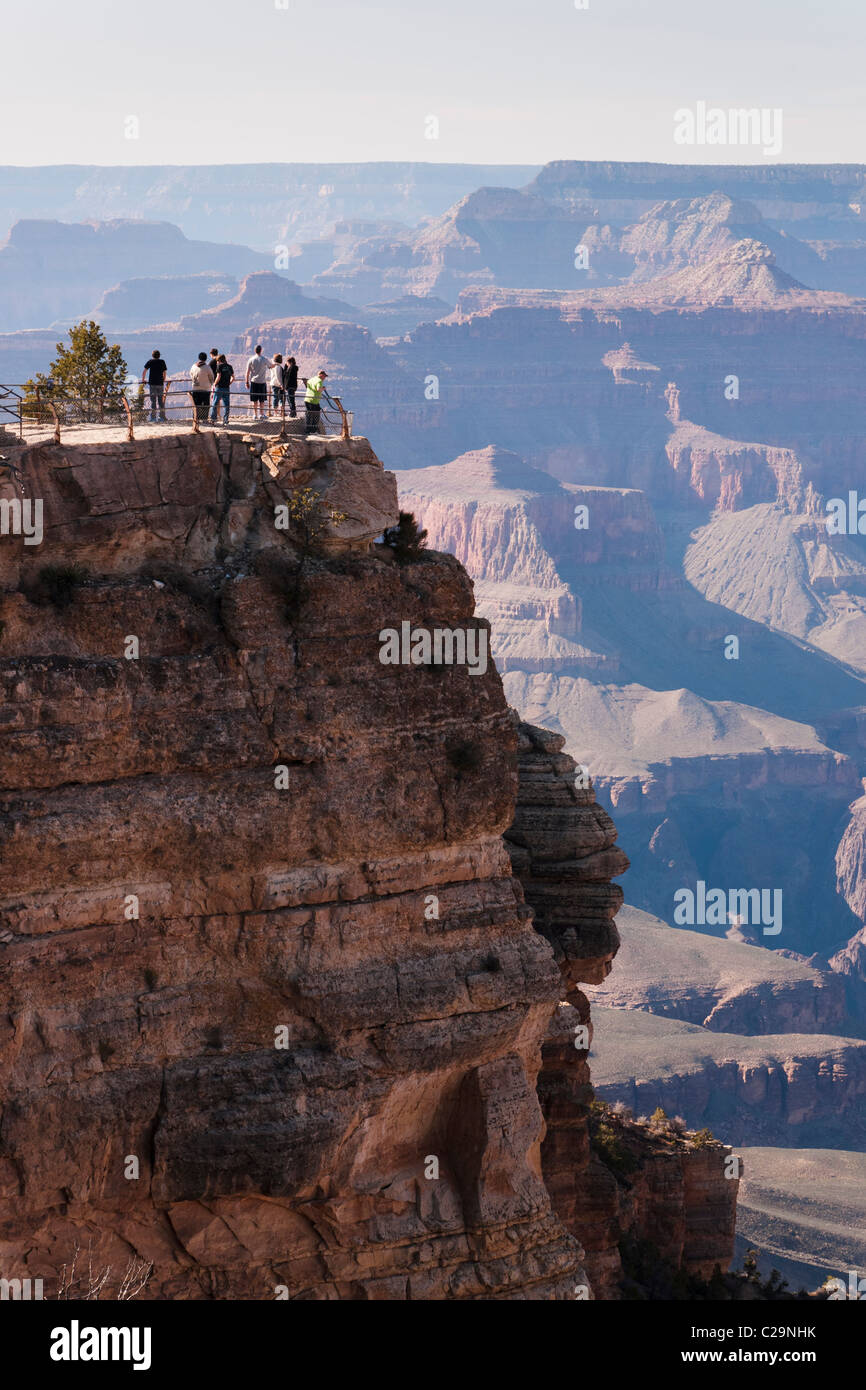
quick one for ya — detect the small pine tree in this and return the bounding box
[24,320,128,422]
[383,511,428,563]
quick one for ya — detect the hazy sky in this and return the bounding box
[4,0,865,166]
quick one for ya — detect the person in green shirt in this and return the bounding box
[304,368,328,434]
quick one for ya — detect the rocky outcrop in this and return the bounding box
[0,422,751,1301]
[835,791,866,927]
[506,722,627,990]
[541,1009,738,1298]
[505,724,738,1295]
[831,791,866,987]
[0,427,590,1300]
[177,272,358,334]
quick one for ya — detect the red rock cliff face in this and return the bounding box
[0,427,741,1299]
[0,429,586,1300]
[506,725,739,1297]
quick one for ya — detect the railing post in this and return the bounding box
[333,396,350,440]
[278,392,287,441]
[120,393,135,442]
[36,386,61,445]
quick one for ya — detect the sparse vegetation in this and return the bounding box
[281,486,347,551]
[588,1100,638,1177]
[261,488,348,622]
[383,511,428,563]
[57,1244,152,1301]
[447,741,483,773]
[619,1238,808,1301]
[26,564,88,608]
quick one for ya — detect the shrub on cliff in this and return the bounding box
[279,487,347,551]
[383,511,428,563]
[447,741,484,774]
[588,1100,638,1177]
[648,1105,670,1134]
[26,564,88,609]
[620,1238,807,1301]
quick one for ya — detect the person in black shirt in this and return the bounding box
[283,356,299,418]
[141,351,169,422]
[210,355,235,424]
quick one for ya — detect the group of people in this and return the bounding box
[140,348,329,431]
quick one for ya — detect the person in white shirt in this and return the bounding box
[268,353,286,416]
[189,352,214,423]
[245,344,271,421]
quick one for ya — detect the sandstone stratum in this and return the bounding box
[0,427,736,1299]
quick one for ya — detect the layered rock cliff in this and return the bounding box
[0,427,589,1299]
[505,723,738,1296]
[0,425,737,1299]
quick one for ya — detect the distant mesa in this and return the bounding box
[401,444,567,502]
[0,218,273,331]
[92,272,241,331]
[176,270,358,333]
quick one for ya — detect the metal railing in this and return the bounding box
[0,384,25,440]
[0,380,354,445]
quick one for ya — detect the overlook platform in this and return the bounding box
[0,425,398,578]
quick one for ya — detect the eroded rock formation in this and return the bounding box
[0,427,741,1299]
[0,428,592,1299]
[506,723,738,1296]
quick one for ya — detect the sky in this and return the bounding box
[3,0,865,167]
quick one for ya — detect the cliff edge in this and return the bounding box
[0,427,736,1298]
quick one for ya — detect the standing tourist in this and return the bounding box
[210,355,234,424]
[283,355,298,418]
[245,345,270,421]
[190,352,214,422]
[304,367,328,434]
[141,350,169,422]
[269,353,286,415]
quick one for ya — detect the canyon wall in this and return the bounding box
[0,429,585,1299]
[0,426,741,1299]
[507,723,738,1295]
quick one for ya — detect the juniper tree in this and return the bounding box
[25,320,128,422]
